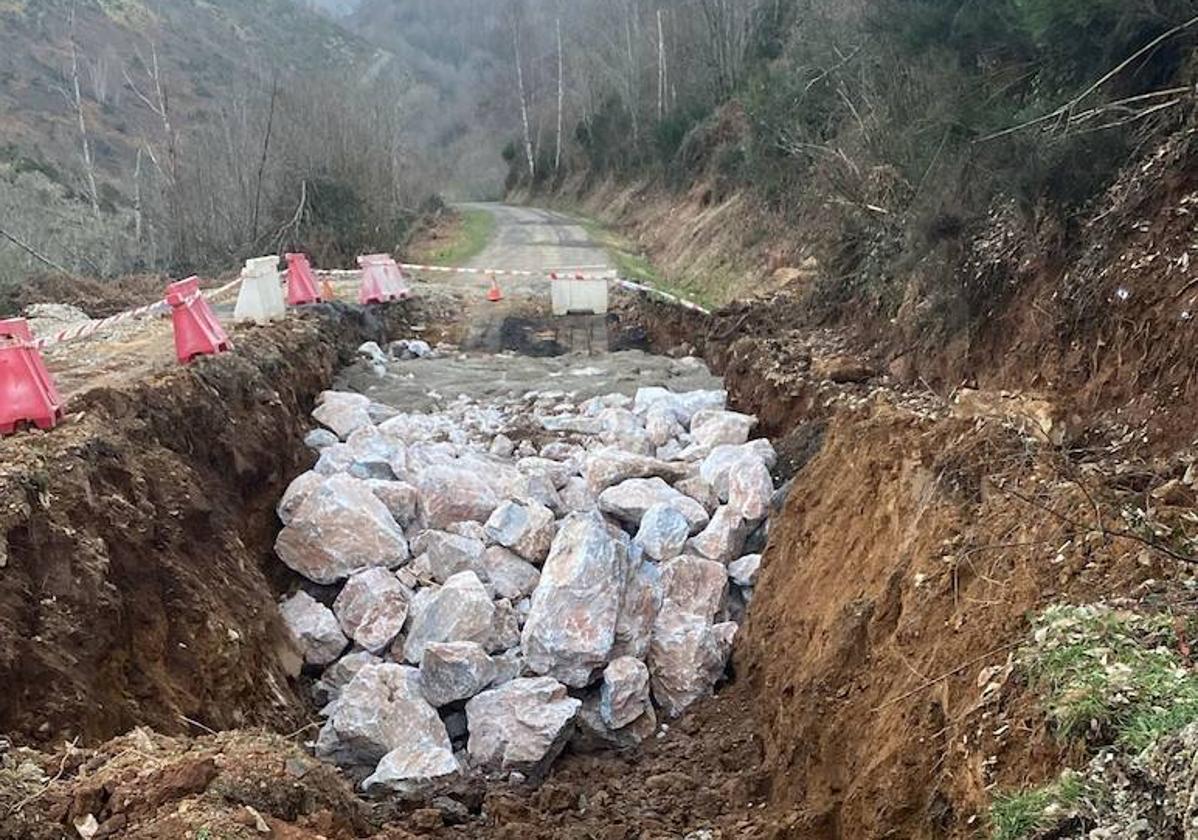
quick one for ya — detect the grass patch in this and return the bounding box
[1023,604,1198,751]
[414,208,496,267]
[576,214,720,310]
[990,772,1095,840]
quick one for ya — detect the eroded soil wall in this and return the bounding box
[0,303,416,745]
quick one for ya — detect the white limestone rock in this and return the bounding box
[660,556,728,623]
[417,464,501,530]
[520,513,627,687]
[689,505,749,564]
[275,474,409,585]
[402,572,496,665]
[365,480,419,528]
[481,546,541,601]
[465,677,582,773]
[648,612,737,718]
[484,500,556,565]
[600,657,652,730]
[277,471,324,526]
[312,391,373,440]
[728,457,773,522]
[689,409,758,448]
[598,477,710,533]
[633,503,691,561]
[279,590,348,667]
[728,553,762,588]
[419,641,498,707]
[411,530,487,583]
[315,663,448,769]
[332,568,411,654]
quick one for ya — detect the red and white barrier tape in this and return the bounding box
[35,275,245,349]
[615,279,711,316]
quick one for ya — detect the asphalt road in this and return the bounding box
[462,203,612,276]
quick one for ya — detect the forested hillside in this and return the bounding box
[0,0,507,291]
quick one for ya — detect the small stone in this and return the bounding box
[490,434,515,458]
[728,554,761,588]
[279,591,348,666]
[600,657,652,729]
[313,651,380,706]
[305,428,340,450]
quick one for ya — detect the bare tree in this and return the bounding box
[555,15,564,173]
[59,2,101,220]
[510,1,537,180]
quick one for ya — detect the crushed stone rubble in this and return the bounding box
[274,352,777,795]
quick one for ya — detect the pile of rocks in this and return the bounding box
[275,375,775,795]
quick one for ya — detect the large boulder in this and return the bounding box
[277,471,324,525]
[674,476,719,514]
[332,568,411,654]
[559,477,598,513]
[402,572,496,664]
[728,457,773,522]
[689,506,749,564]
[313,651,380,707]
[660,556,728,623]
[465,677,582,773]
[411,530,487,583]
[345,425,402,480]
[481,546,541,601]
[417,463,501,529]
[633,388,726,427]
[419,641,498,707]
[316,663,450,770]
[633,503,691,561]
[366,480,419,527]
[520,513,627,687]
[689,410,757,448]
[279,591,348,667]
[648,612,737,718]
[598,477,710,533]
[484,500,556,565]
[699,442,778,500]
[600,657,652,730]
[275,474,410,585]
[611,556,663,661]
[583,449,686,495]
[312,391,373,440]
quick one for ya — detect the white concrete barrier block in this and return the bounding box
[234,255,286,324]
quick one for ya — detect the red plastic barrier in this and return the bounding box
[0,318,64,435]
[357,254,407,305]
[285,252,323,306]
[165,277,232,365]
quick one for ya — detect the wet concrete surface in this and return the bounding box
[335,349,721,414]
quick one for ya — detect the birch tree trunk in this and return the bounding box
[555,16,564,174]
[66,4,100,220]
[512,9,536,182]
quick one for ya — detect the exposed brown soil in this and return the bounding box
[0,303,419,747]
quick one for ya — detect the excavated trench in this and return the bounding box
[1,288,1141,840]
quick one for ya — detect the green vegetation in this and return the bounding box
[1023,604,1198,751]
[990,772,1095,840]
[420,208,496,267]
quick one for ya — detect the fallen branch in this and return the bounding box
[0,225,74,277]
[6,738,78,816]
[872,642,1020,711]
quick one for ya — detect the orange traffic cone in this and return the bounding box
[322,278,336,301]
[487,276,503,302]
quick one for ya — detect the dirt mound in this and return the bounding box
[0,303,417,747]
